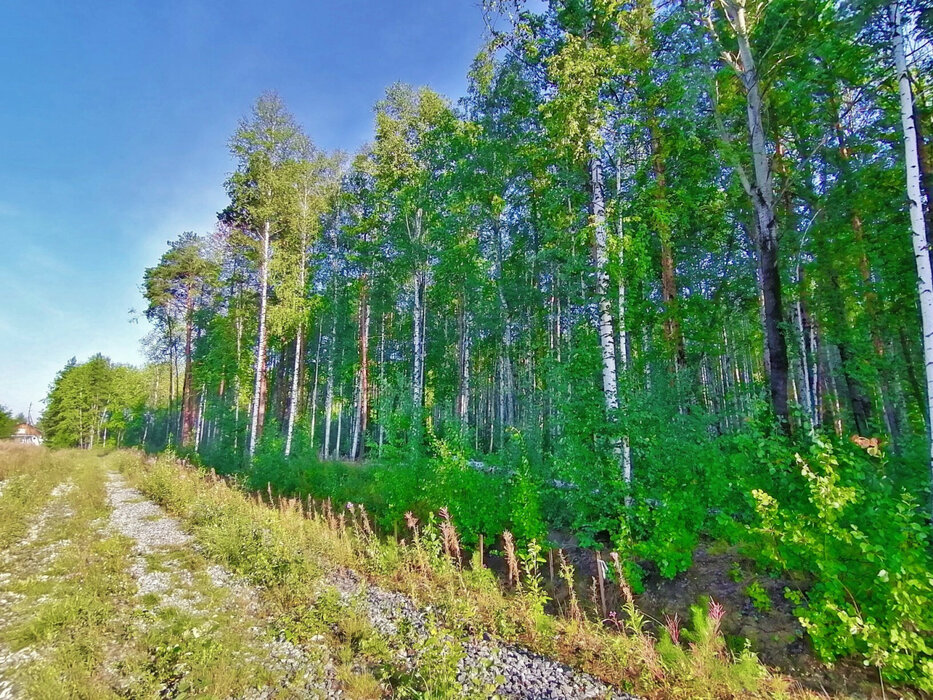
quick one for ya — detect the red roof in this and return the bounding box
[14,423,42,437]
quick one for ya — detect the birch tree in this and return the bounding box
[710,0,791,429]
[226,93,308,455]
[539,1,633,482]
[890,0,933,515]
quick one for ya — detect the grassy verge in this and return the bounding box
[129,451,830,699]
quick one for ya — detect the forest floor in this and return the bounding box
[549,536,886,698]
[0,445,913,699]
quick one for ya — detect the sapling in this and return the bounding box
[557,550,582,622]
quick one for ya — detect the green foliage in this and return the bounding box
[0,406,16,439]
[41,355,148,448]
[505,433,547,546]
[105,0,933,692]
[744,581,772,614]
[753,440,933,690]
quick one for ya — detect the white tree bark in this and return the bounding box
[590,156,625,479]
[233,315,242,453]
[335,393,344,460]
[411,209,426,448]
[322,307,337,460]
[614,155,632,486]
[457,307,471,423]
[718,0,790,427]
[891,0,933,518]
[284,324,303,457]
[350,292,370,460]
[285,225,309,457]
[248,220,271,456]
[378,314,386,456]
[309,313,324,449]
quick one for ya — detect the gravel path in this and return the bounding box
[0,479,76,700]
[328,568,638,700]
[109,471,638,699]
[105,473,339,699]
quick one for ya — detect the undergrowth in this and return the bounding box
[129,450,820,699]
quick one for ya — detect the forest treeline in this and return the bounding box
[38,0,933,690]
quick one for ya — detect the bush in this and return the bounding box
[752,439,933,690]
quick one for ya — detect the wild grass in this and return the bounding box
[0,444,73,549]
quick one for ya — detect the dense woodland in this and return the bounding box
[37,0,933,690]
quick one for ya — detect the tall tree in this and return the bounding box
[890,0,933,514]
[142,232,218,446]
[711,0,791,429]
[226,93,308,455]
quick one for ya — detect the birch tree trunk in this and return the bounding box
[411,208,427,451]
[234,315,242,453]
[195,384,206,450]
[589,155,625,479]
[248,220,271,456]
[309,313,324,450]
[795,299,815,435]
[285,227,309,457]
[494,219,516,431]
[181,294,196,446]
[614,155,632,486]
[721,0,790,429]
[351,284,370,461]
[284,323,303,457]
[457,300,471,424]
[378,314,386,456]
[891,0,933,518]
[335,390,344,461]
[322,304,337,460]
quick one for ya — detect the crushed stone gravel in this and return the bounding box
[0,478,76,700]
[4,469,640,699]
[105,472,338,698]
[327,568,639,699]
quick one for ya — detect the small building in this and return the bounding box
[11,423,42,446]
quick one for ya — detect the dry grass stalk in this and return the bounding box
[664,613,681,645]
[609,551,634,605]
[358,504,373,536]
[708,598,726,637]
[502,530,519,586]
[324,499,337,531]
[595,552,608,619]
[404,511,418,532]
[438,506,462,566]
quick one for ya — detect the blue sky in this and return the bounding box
[0,1,487,419]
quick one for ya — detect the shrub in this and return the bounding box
[753,439,933,690]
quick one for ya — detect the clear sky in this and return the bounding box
[0,1,487,419]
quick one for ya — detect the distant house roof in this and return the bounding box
[14,423,42,437]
